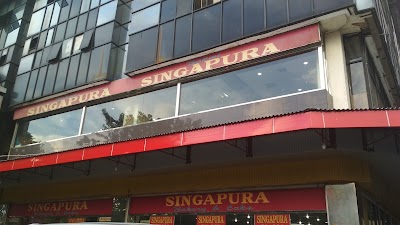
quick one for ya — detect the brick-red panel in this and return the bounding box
[387,110,400,127]
[145,133,182,151]
[32,154,58,167]
[0,160,14,172]
[225,119,273,140]
[57,149,84,164]
[274,113,312,133]
[323,111,389,128]
[83,144,113,160]
[12,158,34,170]
[308,112,325,128]
[182,127,224,146]
[112,139,145,156]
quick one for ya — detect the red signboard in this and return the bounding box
[129,188,325,214]
[8,199,113,217]
[14,24,320,120]
[197,215,226,225]
[255,214,290,225]
[150,216,175,225]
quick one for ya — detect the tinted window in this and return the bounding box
[70,0,82,18]
[126,26,158,71]
[45,28,54,46]
[43,63,57,95]
[38,31,47,49]
[161,0,176,23]
[132,0,159,12]
[77,13,88,34]
[243,0,264,35]
[59,0,72,23]
[12,73,29,104]
[174,14,191,57]
[87,44,110,82]
[61,38,73,58]
[65,54,80,89]
[289,0,312,21]
[157,21,174,62]
[266,0,288,28]
[33,65,47,98]
[42,4,54,30]
[97,0,117,26]
[222,0,242,43]
[179,51,320,114]
[50,2,61,27]
[33,50,43,68]
[65,17,77,39]
[314,0,354,14]
[91,0,100,9]
[54,58,69,92]
[86,8,98,30]
[130,3,160,34]
[25,69,38,101]
[176,0,192,16]
[76,51,90,85]
[27,8,45,37]
[54,22,67,43]
[94,22,113,47]
[192,4,221,52]
[17,54,34,74]
[81,0,90,13]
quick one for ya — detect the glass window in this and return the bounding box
[23,38,31,56]
[266,0,288,28]
[0,64,10,82]
[86,8,98,30]
[43,63,57,95]
[34,0,47,11]
[289,0,312,21]
[12,72,30,105]
[70,0,82,18]
[81,0,90,13]
[179,51,320,114]
[80,29,94,50]
[97,0,117,26]
[46,28,54,46]
[192,4,221,52]
[42,4,54,30]
[222,0,242,43]
[12,5,25,23]
[194,0,221,10]
[177,0,192,16]
[54,58,69,92]
[76,51,90,85]
[94,22,113,47]
[91,0,100,9]
[59,0,72,23]
[314,0,353,14]
[54,22,67,43]
[41,46,51,66]
[244,0,264,35]
[61,37,73,58]
[77,13,88,34]
[73,34,83,54]
[48,42,62,61]
[38,30,47,49]
[157,21,174,62]
[15,109,82,146]
[132,0,160,12]
[33,65,47,98]
[33,50,43,68]
[161,0,176,23]
[82,86,176,134]
[87,44,110,82]
[4,26,20,48]
[50,2,61,27]
[126,26,158,72]
[174,14,191,57]
[25,69,38,101]
[130,3,160,34]
[65,17,77,38]
[65,54,79,88]
[17,54,35,74]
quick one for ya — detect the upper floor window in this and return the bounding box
[194,0,221,10]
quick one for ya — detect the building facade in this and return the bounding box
[0,0,400,224]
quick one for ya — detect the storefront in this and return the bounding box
[128,188,328,225]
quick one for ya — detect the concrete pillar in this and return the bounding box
[326,183,361,225]
[324,31,352,109]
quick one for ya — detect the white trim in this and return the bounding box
[318,46,327,90]
[78,106,86,135]
[175,83,181,117]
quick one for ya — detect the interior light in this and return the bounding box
[247,215,250,219]
[298,89,302,91]
[257,72,262,76]
[299,221,302,224]
[235,218,238,223]
[247,221,249,224]
[306,214,309,219]
[308,223,310,225]
[303,62,309,65]
[317,218,320,222]
[111,107,115,110]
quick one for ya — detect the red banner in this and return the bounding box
[150,216,175,225]
[197,215,226,225]
[255,214,290,225]
[14,24,320,120]
[129,188,325,214]
[8,199,113,217]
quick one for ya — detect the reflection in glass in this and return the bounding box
[28,8,46,36]
[50,2,61,27]
[127,27,158,71]
[65,17,78,39]
[82,86,176,134]
[42,4,54,30]
[180,51,320,114]
[157,21,174,62]
[11,72,29,104]
[132,0,159,12]
[54,58,69,92]
[43,63,57,96]
[192,4,221,52]
[33,65,47,98]
[87,44,110,82]
[244,0,264,35]
[34,0,47,11]
[81,0,90,13]
[17,54,35,74]
[97,0,117,26]
[73,34,83,54]
[130,4,160,34]
[91,0,100,9]
[161,0,176,23]
[15,109,82,146]
[25,69,38,101]
[174,15,191,57]
[289,0,312,21]
[61,38,73,58]
[222,0,242,43]
[177,0,192,16]
[46,28,54,46]
[4,26,20,48]
[54,22,67,43]
[266,0,288,28]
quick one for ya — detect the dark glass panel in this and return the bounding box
[86,8,99,30]
[45,28,54,46]
[266,0,288,28]
[126,26,158,71]
[41,46,51,66]
[33,50,43,69]
[132,0,159,12]
[87,44,110,82]
[176,0,192,16]
[174,14,191,57]
[130,3,160,34]
[69,0,82,18]
[43,63,58,95]
[161,0,176,23]
[33,66,47,98]
[0,64,9,82]
[54,22,66,43]
[65,54,80,89]
[15,109,82,146]
[94,22,113,47]
[59,0,72,23]
[97,0,117,26]
[157,21,174,62]
[179,51,319,114]
[17,54,34,74]
[81,0,90,13]
[222,0,242,42]
[48,42,62,62]
[314,0,354,14]
[76,51,90,85]
[80,29,94,50]
[11,72,29,104]
[54,58,69,92]
[192,4,221,52]
[25,69,38,101]
[65,17,77,38]
[37,30,47,49]
[243,0,264,35]
[289,0,312,21]
[76,13,88,34]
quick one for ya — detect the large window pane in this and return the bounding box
[86,8,98,30]
[314,0,354,14]
[289,0,312,21]
[29,6,45,34]
[25,69,38,101]
[45,28,54,46]
[82,86,176,134]
[54,58,69,92]
[132,0,160,12]
[161,0,176,23]
[174,14,191,57]
[87,44,110,82]
[76,51,90,85]
[176,0,192,16]
[222,0,242,43]
[130,3,160,34]
[59,0,72,23]
[11,72,29,104]
[126,27,158,71]
[192,4,221,52]
[81,0,90,13]
[157,21,174,62]
[65,54,80,88]
[34,0,47,11]
[50,2,61,27]
[54,22,67,43]
[15,109,82,146]
[61,37,73,58]
[266,0,288,28]
[179,51,319,114]
[70,0,82,18]
[97,0,117,26]
[94,21,113,47]
[33,65,47,98]
[243,0,264,35]
[4,26,20,48]
[43,63,58,96]
[65,17,77,38]
[42,4,54,30]
[17,54,35,74]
